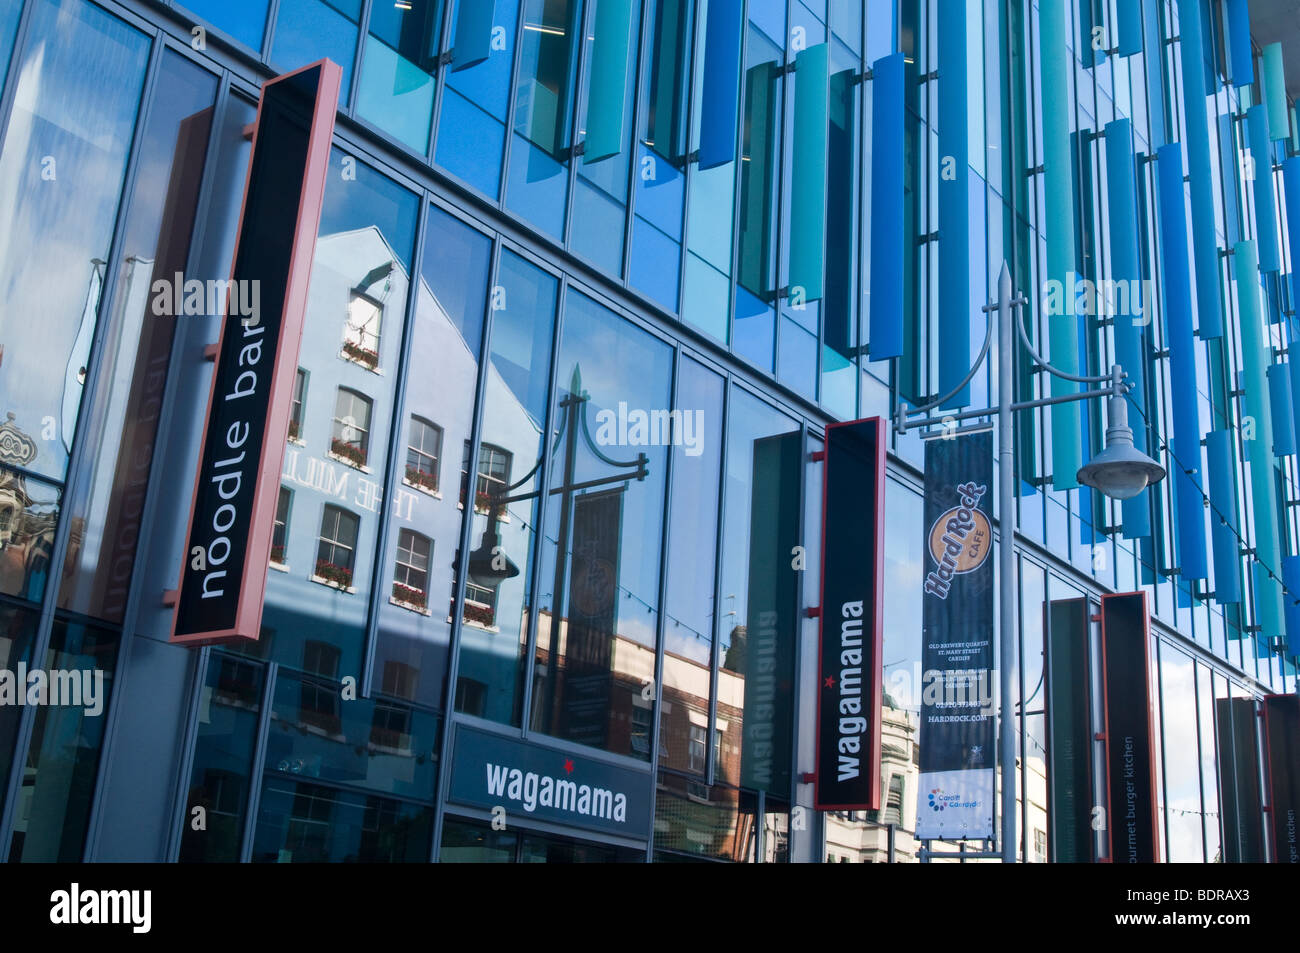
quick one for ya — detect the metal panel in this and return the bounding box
[452,0,495,71]
[868,52,905,360]
[1156,144,1207,579]
[1247,105,1281,273]
[1104,119,1151,538]
[1041,0,1081,489]
[790,42,829,302]
[937,0,969,406]
[1268,363,1295,456]
[1224,0,1253,86]
[698,0,743,170]
[1262,42,1289,141]
[584,0,635,163]
[1204,430,1243,605]
[1178,0,1222,339]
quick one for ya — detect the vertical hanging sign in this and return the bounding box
[1099,591,1160,862]
[915,431,995,840]
[171,61,341,645]
[814,418,885,811]
[1262,694,1300,863]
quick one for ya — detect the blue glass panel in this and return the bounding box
[776,317,817,400]
[1156,145,1207,580]
[356,1,443,152]
[1247,105,1281,273]
[435,0,516,198]
[733,286,774,370]
[1177,0,1222,339]
[1268,363,1295,456]
[452,0,494,69]
[1116,0,1143,56]
[271,0,360,108]
[1224,0,1253,86]
[181,0,269,50]
[1284,556,1300,654]
[937,0,968,407]
[1204,430,1242,604]
[629,210,681,311]
[699,0,743,169]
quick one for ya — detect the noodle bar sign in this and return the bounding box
[171,61,341,644]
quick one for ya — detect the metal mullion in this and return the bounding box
[238,660,279,863]
[163,645,213,861]
[430,234,505,861]
[0,0,39,155]
[84,63,238,862]
[498,0,530,206]
[725,0,749,350]
[426,0,458,160]
[705,372,733,787]
[360,199,432,699]
[0,29,165,863]
[349,0,374,115]
[561,0,596,249]
[261,0,282,62]
[675,0,702,318]
[642,341,681,860]
[620,0,652,286]
[519,269,570,743]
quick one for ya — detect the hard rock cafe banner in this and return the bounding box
[916,431,995,840]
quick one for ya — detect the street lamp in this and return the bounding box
[897,260,1165,863]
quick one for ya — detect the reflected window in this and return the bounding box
[289,369,308,442]
[406,417,443,493]
[394,529,432,609]
[331,388,373,468]
[316,505,360,587]
[272,487,292,565]
[344,291,383,371]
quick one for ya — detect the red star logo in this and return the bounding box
[824,676,835,689]
[564,759,575,774]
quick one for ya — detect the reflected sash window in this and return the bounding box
[290,369,308,441]
[331,388,373,467]
[394,529,432,604]
[405,416,443,492]
[316,504,360,585]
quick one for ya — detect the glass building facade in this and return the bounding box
[0,0,1294,863]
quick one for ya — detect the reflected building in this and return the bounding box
[0,0,1293,866]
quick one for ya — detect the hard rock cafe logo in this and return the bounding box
[924,482,990,599]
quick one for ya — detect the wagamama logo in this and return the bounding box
[923,482,990,600]
[485,762,628,823]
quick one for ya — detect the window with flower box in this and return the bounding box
[392,529,430,610]
[459,441,511,513]
[331,387,372,468]
[316,504,359,589]
[343,289,382,370]
[405,416,442,494]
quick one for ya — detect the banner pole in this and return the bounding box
[997,261,1018,863]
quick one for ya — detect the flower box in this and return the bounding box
[330,438,366,469]
[392,582,427,610]
[463,601,495,628]
[287,419,301,442]
[405,464,438,493]
[270,544,286,564]
[315,560,353,589]
[341,340,379,370]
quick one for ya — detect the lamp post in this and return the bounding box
[897,260,1165,863]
